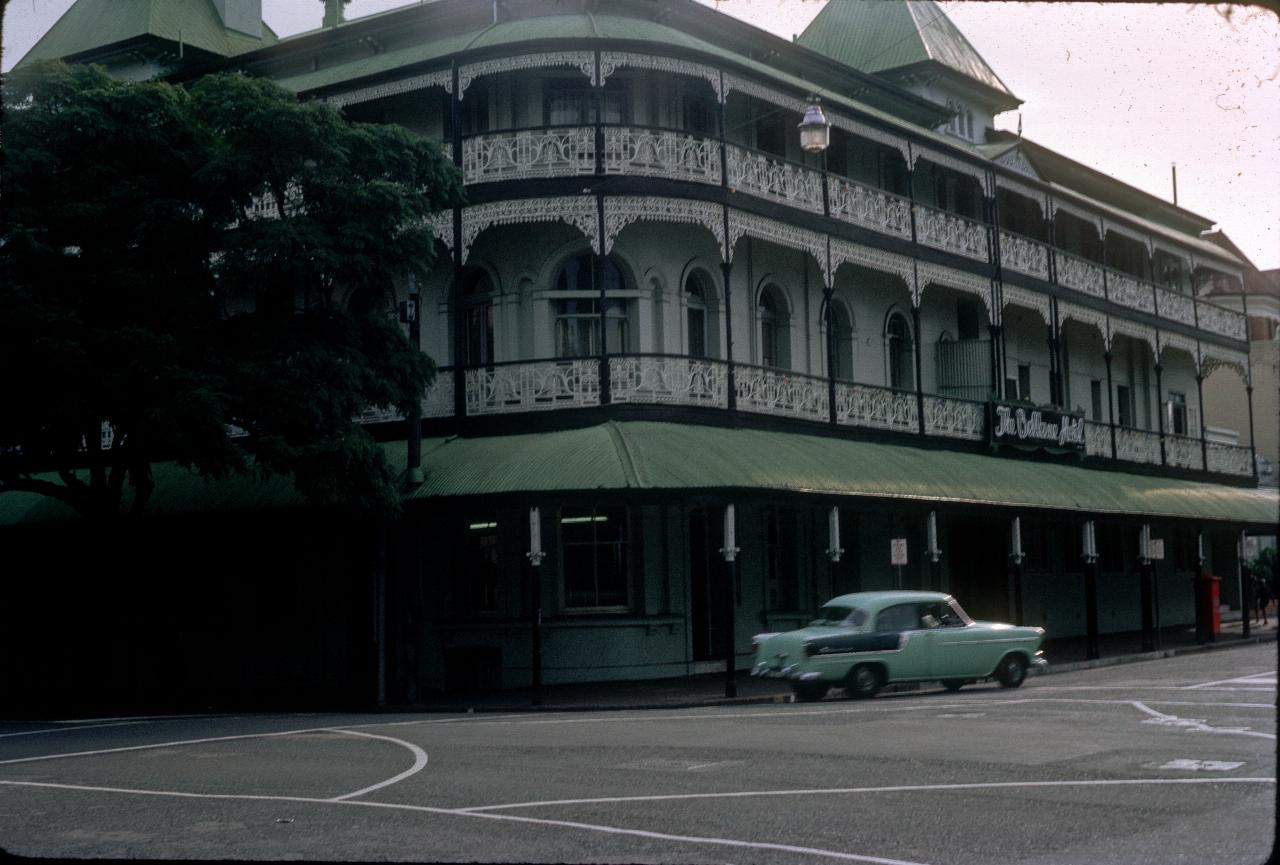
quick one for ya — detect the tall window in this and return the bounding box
[561,508,629,610]
[828,301,854,380]
[554,253,629,358]
[886,311,914,389]
[546,81,626,125]
[461,268,494,367]
[758,285,790,368]
[460,514,500,614]
[1168,391,1188,435]
[1116,384,1133,427]
[685,274,709,359]
[1090,380,1104,422]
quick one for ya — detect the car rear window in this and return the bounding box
[811,606,868,628]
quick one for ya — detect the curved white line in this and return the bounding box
[0,721,148,739]
[326,729,429,801]
[1131,701,1276,740]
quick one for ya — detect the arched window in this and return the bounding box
[758,284,790,369]
[685,273,709,359]
[461,268,494,367]
[554,253,629,359]
[886,310,914,389]
[827,300,854,380]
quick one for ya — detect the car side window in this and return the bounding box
[875,603,922,632]
[922,601,963,628]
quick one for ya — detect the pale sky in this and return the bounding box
[3,0,1277,270]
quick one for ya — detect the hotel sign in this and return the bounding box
[989,401,1086,454]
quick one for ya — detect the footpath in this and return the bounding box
[414,616,1278,713]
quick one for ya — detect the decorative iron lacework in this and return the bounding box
[995,148,1040,180]
[1157,330,1198,363]
[721,74,807,112]
[1108,319,1157,356]
[1206,441,1254,476]
[465,359,601,414]
[1001,285,1051,325]
[1084,420,1111,458]
[735,366,829,422]
[599,52,723,101]
[727,209,828,285]
[1200,349,1249,383]
[834,381,919,433]
[1058,301,1109,346]
[324,69,453,107]
[995,176,1047,216]
[608,356,729,408]
[429,211,454,254]
[603,196,725,257]
[458,52,596,96]
[910,144,992,196]
[1049,198,1103,232]
[916,262,993,320]
[1115,427,1162,466]
[1165,434,1203,471]
[1154,285,1196,327]
[923,395,986,441]
[1106,270,1156,314]
[461,197,599,263]
[999,231,1050,281]
[1152,240,1193,270]
[828,237,915,290]
[1196,301,1248,341]
[825,109,910,164]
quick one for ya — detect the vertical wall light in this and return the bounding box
[1010,516,1024,564]
[1082,521,1098,564]
[827,506,843,562]
[926,511,940,563]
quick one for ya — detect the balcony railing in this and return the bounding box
[828,179,912,239]
[1195,298,1248,340]
[914,203,988,261]
[1207,440,1254,476]
[1056,250,1106,299]
[1155,285,1196,327]
[609,354,728,409]
[834,381,918,433]
[603,126,721,186]
[923,395,986,440]
[1165,433,1203,471]
[464,358,600,415]
[734,362,829,422]
[1114,425,1162,466]
[999,230,1050,281]
[1105,268,1156,315]
[725,144,825,214]
[462,126,596,184]
[1084,420,1111,459]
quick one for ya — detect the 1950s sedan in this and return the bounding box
[750,591,1046,701]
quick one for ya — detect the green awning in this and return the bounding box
[2,421,1274,526]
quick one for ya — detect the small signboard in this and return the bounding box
[989,401,1086,454]
[1150,538,1165,561]
[890,538,908,566]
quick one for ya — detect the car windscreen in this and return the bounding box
[810,606,868,628]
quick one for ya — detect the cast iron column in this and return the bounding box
[1104,351,1117,459]
[1084,558,1100,660]
[912,305,925,435]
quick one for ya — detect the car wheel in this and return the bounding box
[942,679,966,692]
[845,664,883,699]
[995,654,1027,688]
[791,680,829,702]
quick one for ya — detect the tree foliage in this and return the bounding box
[0,62,463,520]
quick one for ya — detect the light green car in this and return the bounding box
[750,590,1047,702]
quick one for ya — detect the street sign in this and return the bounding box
[891,538,908,566]
[1150,538,1165,561]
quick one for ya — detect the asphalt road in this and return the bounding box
[1,644,1274,864]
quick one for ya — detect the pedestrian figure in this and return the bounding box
[1254,574,1271,626]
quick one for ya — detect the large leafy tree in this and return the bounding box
[0,62,463,520]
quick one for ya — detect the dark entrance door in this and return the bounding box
[947,516,1010,622]
[689,510,722,661]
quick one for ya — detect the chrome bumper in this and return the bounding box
[751,662,821,682]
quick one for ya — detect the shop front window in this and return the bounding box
[561,508,629,610]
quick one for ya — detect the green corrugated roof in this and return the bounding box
[4,422,1273,526]
[798,0,1015,100]
[16,0,277,68]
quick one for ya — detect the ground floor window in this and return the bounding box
[460,514,500,614]
[762,507,799,610]
[561,507,629,610]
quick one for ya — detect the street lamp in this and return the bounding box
[798,96,831,154]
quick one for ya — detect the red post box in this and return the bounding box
[1195,573,1222,642]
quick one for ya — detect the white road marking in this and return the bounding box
[1131,701,1275,740]
[1159,759,1245,771]
[1183,671,1277,690]
[0,721,150,739]
[324,729,428,801]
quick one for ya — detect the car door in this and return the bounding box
[924,601,991,679]
[874,602,929,679]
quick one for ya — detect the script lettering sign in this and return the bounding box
[989,401,1086,454]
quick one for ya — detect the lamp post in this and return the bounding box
[719,504,740,698]
[1082,521,1100,659]
[527,507,546,706]
[1008,516,1024,625]
[799,97,838,426]
[826,506,844,596]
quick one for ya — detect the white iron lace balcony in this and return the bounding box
[462,126,596,184]
[913,202,988,261]
[1084,420,1111,458]
[923,395,986,440]
[725,144,824,214]
[608,355,728,408]
[352,371,456,424]
[828,179,912,239]
[1165,433,1203,471]
[1114,426,1162,465]
[734,363,829,422]
[999,230,1050,281]
[1195,299,1248,340]
[1206,440,1254,477]
[464,359,601,415]
[1105,268,1156,315]
[1056,251,1106,299]
[1154,285,1196,327]
[834,381,919,433]
[602,126,721,185]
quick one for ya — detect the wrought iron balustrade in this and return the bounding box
[1105,268,1156,314]
[608,355,729,409]
[833,381,918,433]
[1164,433,1204,471]
[827,178,912,239]
[923,395,986,440]
[913,202,989,261]
[1114,425,1162,465]
[353,370,457,424]
[1084,420,1111,458]
[1154,285,1196,327]
[999,230,1050,280]
[602,126,721,185]
[725,144,825,214]
[462,126,596,184]
[465,359,600,415]
[1195,298,1248,340]
[734,363,829,422]
[1056,250,1106,299]
[1206,440,1254,477]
